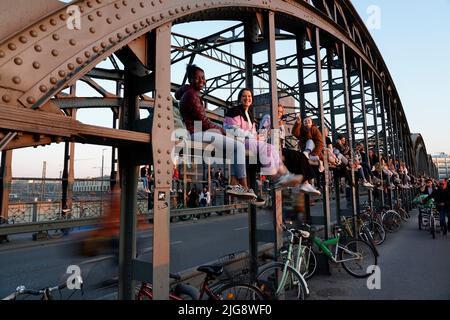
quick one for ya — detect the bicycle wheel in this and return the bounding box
[383,210,401,233]
[367,221,386,246]
[359,226,379,257]
[339,239,377,278]
[213,282,265,300]
[299,245,317,280]
[256,262,307,300]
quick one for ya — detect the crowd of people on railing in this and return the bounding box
[169,64,419,207]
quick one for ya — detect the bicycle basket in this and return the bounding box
[215,251,251,282]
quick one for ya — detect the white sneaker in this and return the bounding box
[363,181,374,188]
[274,172,303,189]
[303,151,310,160]
[226,185,257,198]
[298,183,321,196]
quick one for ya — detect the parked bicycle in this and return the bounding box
[256,223,310,300]
[301,225,378,278]
[2,278,83,300]
[136,257,265,300]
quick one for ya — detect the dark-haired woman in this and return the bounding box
[175,65,256,198]
[224,88,318,193]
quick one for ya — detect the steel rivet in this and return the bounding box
[14,57,22,65]
[58,70,66,77]
[140,21,145,27]
[167,125,171,129]
[116,14,121,20]
[160,13,164,19]
[122,0,128,5]
[88,15,94,21]
[2,95,11,103]
[34,45,42,52]
[39,85,48,92]
[12,76,21,84]
[50,77,57,84]
[51,49,59,56]
[133,23,138,30]
[69,39,76,46]
[96,11,102,17]
[106,18,112,24]
[146,18,151,24]
[114,3,120,9]
[84,51,91,58]
[52,34,60,41]
[8,43,16,51]
[26,97,35,104]
[166,150,171,155]
[109,37,115,44]
[100,42,107,48]
[67,63,75,70]
[140,2,144,8]
[90,27,95,33]
[33,62,40,69]
[87,1,93,8]
[59,13,67,20]
[96,0,102,3]
[157,180,161,184]
[39,25,47,31]
[19,36,28,44]
[131,8,136,13]
[157,160,161,164]
[76,57,83,64]
[125,28,131,34]
[93,46,99,53]
[157,114,161,118]
[30,30,38,37]
[157,149,161,153]
[50,19,57,26]
[117,33,123,39]
[158,124,161,128]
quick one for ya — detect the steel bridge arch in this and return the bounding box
[0,0,432,300]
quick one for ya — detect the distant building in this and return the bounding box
[73,177,110,192]
[432,153,450,180]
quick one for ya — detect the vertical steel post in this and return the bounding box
[326,47,340,219]
[296,31,311,224]
[315,28,331,239]
[151,22,173,300]
[267,11,283,253]
[244,20,258,282]
[0,150,12,220]
[380,86,392,208]
[118,70,139,300]
[341,44,358,222]
[359,60,372,208]
[371,74,384,207]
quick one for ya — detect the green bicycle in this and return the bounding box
[302,225,378,278]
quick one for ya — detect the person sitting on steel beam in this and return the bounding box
[258,112,321,195]
[224,88,318,194]
[175,64,256,199]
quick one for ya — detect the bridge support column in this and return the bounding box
[0,150,12,220]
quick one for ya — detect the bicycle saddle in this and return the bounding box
[197,265,223,276]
